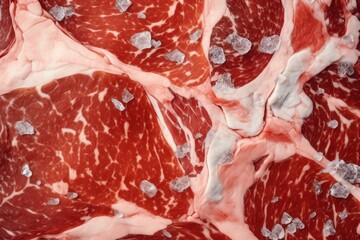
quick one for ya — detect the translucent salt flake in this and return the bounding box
[111,98,125,111]
[292,218,305,229]
[281,212,293,224]
[151,39,162,48]
[49,5,74,22]
[66,192,78,200]
[314,152,323,161]
[323,219,336,237]
[36,180,42,186]
[330,182,350,199]
[195,133,203,139]
[214,72,234,90]
[287,223,297,234]
[47,197,60,206]
[317,87,325,94]
[165,49,185,64]
[226,33,252,55]
[170,176,191,192]
[137,12,146,19]
[174,143,190,158]
[327,119,338,129]
[115,0,132,13]
[342,34,355,48]
[15,121,35,135]
[258,35,281,54]
[139,180,158,198]
[21,164,32,178]
[271,224,285,240]
[130,31,152,50]
[337,61,354,77]
[190,29,203,42]
[162,230,172,238]
[327,160,358,183]
[113,209,124,218]
[122,89,134,103]
[338,211,348,220]
[310,212,317,218]
[313,180,323,195]
[261,227,271,237]
[209,46,226,65]
[271,196,279,203]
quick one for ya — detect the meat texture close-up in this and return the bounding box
[0,0,359,239]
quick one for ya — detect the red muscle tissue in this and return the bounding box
[0,0,359,239]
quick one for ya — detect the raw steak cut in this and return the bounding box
[0,0,360,239]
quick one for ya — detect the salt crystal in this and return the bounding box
[174,143,190,158]
[337,61,354,77]
[314,152,323,161]
[115,0,132,13]
[195,133,203,139]
[130,31,152,50]
[310,212,317,218]
[209,46,226,65]
[327,160,358,183]
[214,72,234,90]
[271,224,285,240]
[15,121,35,135]
[261,227,271,237]
[281,212,293,224]
[226,33,252,55]
[36,180,42,186]
[313,180,322,195]
[49,5,74,22]
[111,98,125,111]
[165,49,185,64]
[342,34,355,48]
[137,12,146,19]
[287,223,297,234]
[258,35,281,54]
[190,29,203,42]
[330,182,350,199]
[47,197,60,206]
[292,218,305,229]
[113,209,124,218]
[327,119,338,129]
[66,192,78,200]
[338,211,348,220]
[21,164,32,178]
[151,39,162,48]
[122,89,134,103]
[162,230,172,238]
[271,196,279,203]
[139,180,158,198]
[323,219,336,237]
[317,87,325,94]
[171,176,191,192]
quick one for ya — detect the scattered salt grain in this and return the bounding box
[261,227,271,237]
[338,211,348,220]
[214,72,234,90]
[122,89,134,103]
[137,12,146,19]
[195,133,203,139]
[209,46,226,65]
[165,49,185,64]
[174,143,190,158]
[36,180,42,186]
[139,180,158,198]
[170,176,191,192]
[258,35,281,54]
[313,180,323,195]
[49,5,74,22]
[330,182,350,199]
[66,192,78,200]
[21,164,32,178]
[327,119,338,129]
[337,61,354,77]
[47,197,60,206]
[151,39,162,48]
[281,212,293,225]
[112,98,125,111]
[317,87,325,94]
[226,33,252,55]
[162,230,172,238]
[314,152,323,161]
[15,121,35,135]
[310,212,317,219]
[190,29,203,42]
[287,223,297,234]
[130,31,152,50]
[271,224,285,240]
[115,0,132,13]
[292,218,305,230]
[113,209,124,218]
[323,219,336,237]
[271,196,279,203]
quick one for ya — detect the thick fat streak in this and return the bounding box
[0,0,360,239]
